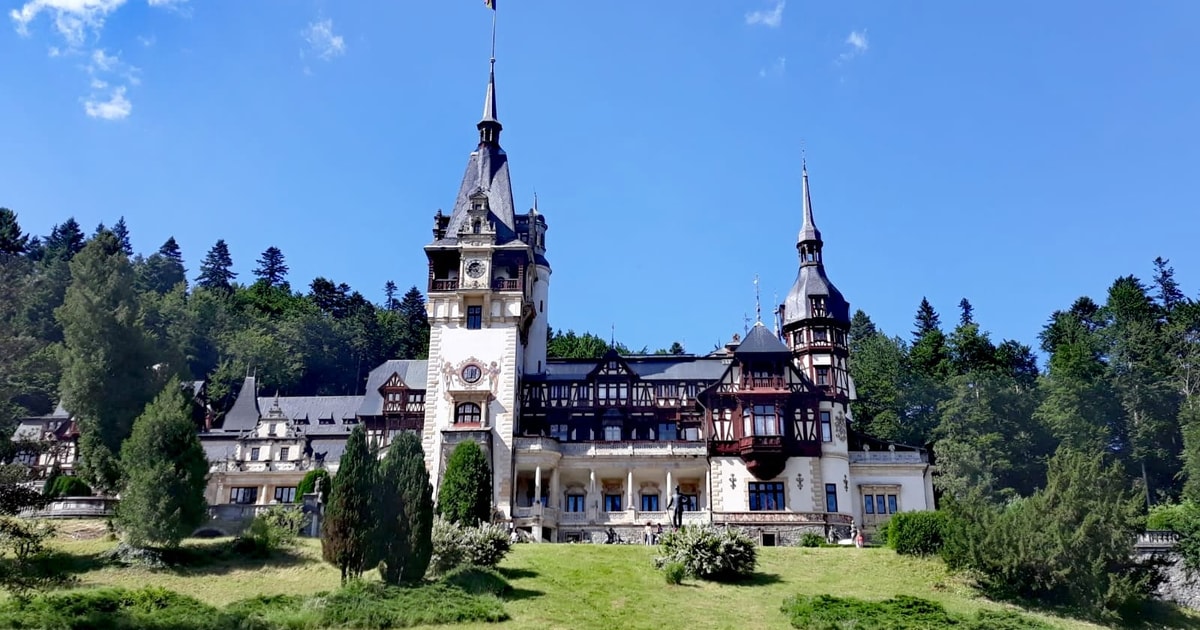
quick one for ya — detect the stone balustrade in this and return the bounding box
[21,496,117,519]
[559,441,707,458]
[210,460,313,473]
[849,451,927,464]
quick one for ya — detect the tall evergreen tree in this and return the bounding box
[849,332,908,442]
[958,298,974,327]
[0,208,29,255]
[55,232,155,491]
[1153,257,1185,314]
[196,239,237,291]
[384,280,399,311]
[376,432,434,584]
[139,237,187,295]
[111,216,133,256]
[116,378,208,548]
[396,287,430,359]
[23,236,44,262]
[43,218,85,262]
[253,246,289,288]
[322,425,377,583]
[437,440,492,525]
[912,297,941,342]
[848,309,878,355]
[310,277,351,318]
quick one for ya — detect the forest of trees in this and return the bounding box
[0,209,431,461]
[849,259,1200,507]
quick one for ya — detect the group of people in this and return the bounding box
[642,521,665,545]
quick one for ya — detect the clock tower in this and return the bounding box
[421,56,550,521]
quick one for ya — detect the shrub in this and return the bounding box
[799,532,824,548]
[321,580,508,628]
[1148,500,1198,531]
[941,450,1155,620]
[295,468,330,504]
[430,516,511,575]
[234,505,307,557]
[663,561,686,585]
[654,524,757,582]
[44,475,92,499]
[437,441,493,526]
[887,510,947,555]
[0,517,74,599]
[117,378,209,548]
[0,586,229,630]
[781,594,1050,629]
[442,565,512,596]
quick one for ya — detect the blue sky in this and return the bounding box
[3,1,1199,359]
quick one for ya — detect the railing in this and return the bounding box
[849,451,927,464]
[738,435,783,453]
[559,441,707,458]
[514,437,561,455]
[713,511,852,525]
[493,278,520,291]
[208,502,304,522]
[21,496,117,519]
[210,460,313,473]
[560,512,588,524]
[512,506,559,522]
[431,279,459,292]
[1136,530,1180,549]
[741,377,787,390]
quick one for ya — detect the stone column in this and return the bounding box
[550,467,560,510]
[666,469,673,502]
[626,469,634,512]
[535,465,542,508]
[588,468,596,522]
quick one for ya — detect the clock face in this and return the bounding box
[465,259,486,279]
[461,364,482,384]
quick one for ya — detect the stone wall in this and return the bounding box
[1152,553,1200,610]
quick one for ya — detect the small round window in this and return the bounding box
[461,364,482,384]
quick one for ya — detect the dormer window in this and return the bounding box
[472,219,482,234]
[810,296,827,317]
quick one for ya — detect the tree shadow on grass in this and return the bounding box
[497,567,538,580]
[1116,600,1200,629]
[504,587,545,602]
[741,572,783,586]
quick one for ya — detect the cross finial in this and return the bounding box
[610,323,615,348]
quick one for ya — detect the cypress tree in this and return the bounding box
[117,378,209,547]
[437,440,492,525]
[377,432,434,584]
[322,425,377,583]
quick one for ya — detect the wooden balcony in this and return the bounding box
[493,278,520,291]
[740,377,788,391]
[430,279,458,292]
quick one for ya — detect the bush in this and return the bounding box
[654,525,757,582]
[1148,500,1199,531]
[781,594,1050,629]
[44,475,92,499]
[0,586,231,630]
[234,505,307,557]
[663,561,686,585]
[887,511,947,556]
[941,450,1156,620]
[437,441,493,526]
[430,516,511,575]
[799,532,824,548]
[321,580,508,628]
[0,518,74,599]
[295,468,330,504]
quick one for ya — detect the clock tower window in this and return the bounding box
[466,305,483,329]
[455,402,482,425]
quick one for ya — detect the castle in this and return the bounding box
[195,54,934,544]
[14,51,934,545]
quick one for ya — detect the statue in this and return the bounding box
[666,485,684,529]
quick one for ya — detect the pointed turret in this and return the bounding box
[781,163,850,326]
[478,59,502,146]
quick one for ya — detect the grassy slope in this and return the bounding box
[48,531,1180,630]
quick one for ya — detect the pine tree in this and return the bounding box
[958,298,974,327]
[56,232,155,491]
[1153,257,1185,314]
[253,246,289,288]
[377,432,434,584]
[912,297,941,342]
[0,208,29,255]
[111,216,133,256]
[322,425,377,583]
[397,286,430,359]
[116,378,209,548]
[139,237,187,295]
[848,309,878,355]
[43,218,85,262]
[384,281,399,311]
[196,239,237,291]
[437,440,492,525]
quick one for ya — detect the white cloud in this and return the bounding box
[302,18,345,61]
[759,56,786,78]
[137,34,154,46]
[90,47,116,70]
[83,85,130,120]
[745,1,785,28]
[10,0,127,47]
[839,29,869,62]
[90,77,107,89]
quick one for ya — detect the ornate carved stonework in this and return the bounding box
[834,411,847,442]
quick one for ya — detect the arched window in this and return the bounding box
[455,402,482,425]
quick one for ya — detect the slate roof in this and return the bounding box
[782,164,851,326]
[260,395,362,436]
[357,360,429,416]
[201,438,238,463]
[220,376,262,432]
[541,356,728,382]
[735,323,792,356]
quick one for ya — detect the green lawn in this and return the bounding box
[45,528,1197,630]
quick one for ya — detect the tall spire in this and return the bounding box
[477,8,502,146]
[797,160,823,267]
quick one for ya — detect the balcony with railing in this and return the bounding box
[740,376,788,391]
[559,441,707,458]
[430,278,459,292]
[493,278,520,291]
[849,450,927,465]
